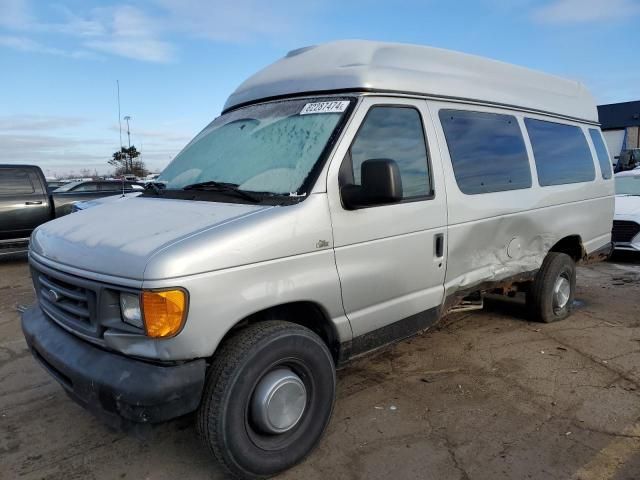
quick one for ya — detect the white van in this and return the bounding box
[22,40,613,479]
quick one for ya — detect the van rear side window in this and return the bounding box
[439,110,531,195]
[525,119,595,186]
[588,129,613,179]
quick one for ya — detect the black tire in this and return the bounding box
[197,321,336,479]
[527,252,576,323]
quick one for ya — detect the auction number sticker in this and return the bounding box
[300,101,350,115]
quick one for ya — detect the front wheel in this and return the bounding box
[197,321,336,479]
[527,252,576,323]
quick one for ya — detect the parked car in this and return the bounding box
[46,179,70,189]
[614,148,640,173]
[21,40,613,479]
[0,166,144,255]
[612,168,640,251]
[52,180,143,215]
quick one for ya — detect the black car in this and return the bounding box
[0,166,144,255]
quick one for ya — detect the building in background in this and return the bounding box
[598,101,640,168]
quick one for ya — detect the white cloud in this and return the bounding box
[81,5,173,62]
[0,114,87,130]
[0,2,173,62]
[154,0,313,43]
[0,34,94,58]
[0,0,315,62]
[533,0,640,23]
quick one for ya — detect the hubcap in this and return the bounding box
[553,274,571,310]
[251,368,307,434]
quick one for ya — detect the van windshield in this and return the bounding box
[157,98,353,196]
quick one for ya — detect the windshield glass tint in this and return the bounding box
[616,175,640,195]
[158,98,352,194]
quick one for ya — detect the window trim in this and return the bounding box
[438,107,533,196]
[524,117,596,187]
[339,103,435,210]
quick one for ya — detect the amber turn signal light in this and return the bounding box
[141,289,188,338]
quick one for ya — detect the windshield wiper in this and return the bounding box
[182,181,260,203]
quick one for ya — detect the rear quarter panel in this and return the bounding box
[427,101,614,297]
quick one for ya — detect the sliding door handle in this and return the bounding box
[25,201,43,205]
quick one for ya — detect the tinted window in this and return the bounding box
[99,182,123,191]
[589,129,613,179]
[72,182,99,192]
[525,119,595,186]
[0,169,35,195]
[439,110,531,194]
[347,106,431,198]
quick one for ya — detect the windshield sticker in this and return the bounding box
[300,101,350,115]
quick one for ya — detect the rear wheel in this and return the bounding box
[197,321,336,479]
[527,252,576,323]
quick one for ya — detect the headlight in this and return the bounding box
[119,289,188,338]
[120,292,143,328]
[142,289,188,338]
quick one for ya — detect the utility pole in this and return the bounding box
[124,115,132,173]
[117,80,122,150]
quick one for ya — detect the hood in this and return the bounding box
[31,196,271,279]
[615,195,640,217]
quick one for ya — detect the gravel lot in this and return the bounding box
[1,253,639,480]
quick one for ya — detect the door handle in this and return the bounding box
[25,201,43,205]
[434,233,444,258]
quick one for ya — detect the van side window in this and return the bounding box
[438,110,531,195]
[0,169,35,195]
[343,106,432,199]
[525,118,596,186]
[588,129,613,179]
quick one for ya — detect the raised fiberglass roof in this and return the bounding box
[224,40,598,122]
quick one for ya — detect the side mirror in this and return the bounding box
[341,158,403,209]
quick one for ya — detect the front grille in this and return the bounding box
[32,266,100,338]
[612,220,640,243]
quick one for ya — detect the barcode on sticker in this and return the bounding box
[300,101,350,115]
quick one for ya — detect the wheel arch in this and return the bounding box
[549,235,585,262]
[219,301,342,363]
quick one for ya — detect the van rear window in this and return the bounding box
[588,129,613,179]
[525,119,595,186]
[439,110,531,195]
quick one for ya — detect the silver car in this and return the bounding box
[22,40,614,479]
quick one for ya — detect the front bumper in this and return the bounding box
[21,305,206,424]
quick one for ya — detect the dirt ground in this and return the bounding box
[1,253,639,480]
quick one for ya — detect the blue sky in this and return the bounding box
[1,0,639,176]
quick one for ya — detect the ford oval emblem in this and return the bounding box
[48,289,61,302]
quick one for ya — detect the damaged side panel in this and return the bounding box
[427,99,614,306]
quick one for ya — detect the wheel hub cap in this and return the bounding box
[251,368,307,434]
[553,275,571,310]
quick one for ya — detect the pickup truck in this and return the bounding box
[0,164,143,255]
